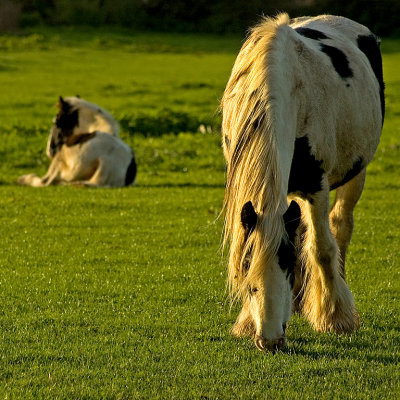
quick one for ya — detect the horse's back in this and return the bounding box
[64,96,120,137]
[79,131,132,166]
[290,15,371,42]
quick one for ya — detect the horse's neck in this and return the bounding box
[265,28,299,200]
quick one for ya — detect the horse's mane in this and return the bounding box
[65,96,120,136]
[221,14,290,297]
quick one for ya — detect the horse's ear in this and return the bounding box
[283,201,301,237]
[241,201,258,234]
[58,96,69,110]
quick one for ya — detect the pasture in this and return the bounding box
[0,27,399,399]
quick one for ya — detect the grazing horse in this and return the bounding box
[221,14,384,351]
[18,97,137,187]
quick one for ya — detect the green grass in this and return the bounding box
[0,28,399,399]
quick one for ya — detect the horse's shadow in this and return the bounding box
[285,328,399,365]
[135,182,225,189]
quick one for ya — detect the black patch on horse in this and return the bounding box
[55,109,79,131]
[295,27,329,41]
[288,136,324,198]
[330,158,364,190]
[50,108,80,154]
[241,201,257,236]
[240,201,257,273]
[320,44,353,79]
[125,155,137,186]
[357,34,385,124]
[278,201,301,288]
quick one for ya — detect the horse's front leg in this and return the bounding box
[329,169,366,278]
[17,157,61,187]
[300,175,360,334]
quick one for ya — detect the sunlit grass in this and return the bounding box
[0,28,399,399]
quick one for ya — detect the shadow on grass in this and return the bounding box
[0,181,225,189]
[136,183,225,189]
[284,334,399,365]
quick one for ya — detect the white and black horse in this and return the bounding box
[18,97,136,187]
[221,14,384,351]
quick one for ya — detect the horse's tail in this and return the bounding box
[221,13,295,296]
[125,150,137,186]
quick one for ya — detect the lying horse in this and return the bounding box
[221,14,384,351]
[18,97,136,187]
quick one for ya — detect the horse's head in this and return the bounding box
[233,200,301,351]
[46,96,120,158]
[46,97,79,158]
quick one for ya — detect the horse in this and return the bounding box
[221,14,384,351]
[18,96,137,187]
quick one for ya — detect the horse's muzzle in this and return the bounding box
[254,335,286,352]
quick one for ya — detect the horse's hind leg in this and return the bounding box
[70,160,111,188]
[329,169,366,278]
[292,220,306,312]
[300,176,359,334]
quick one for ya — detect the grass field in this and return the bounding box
[0,27,399,399]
